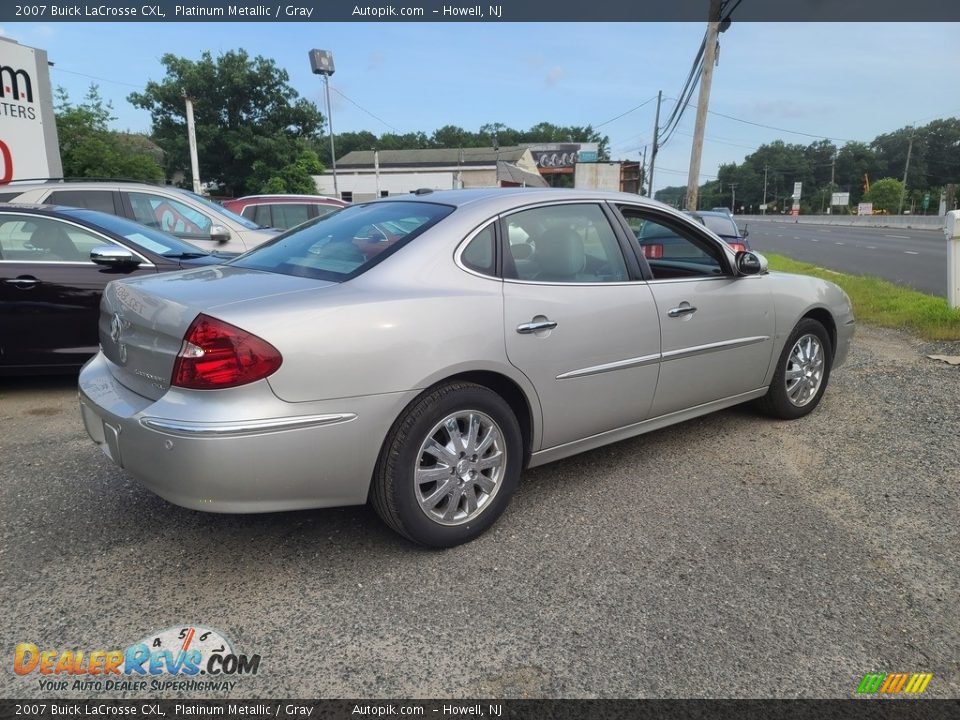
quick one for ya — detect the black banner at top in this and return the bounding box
[0,0,958,22]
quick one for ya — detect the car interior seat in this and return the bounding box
[533,228,587,282]
[28,224,84,261]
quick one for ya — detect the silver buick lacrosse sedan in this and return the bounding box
[79,188,854,546]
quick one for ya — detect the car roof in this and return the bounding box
[690,210,736,219]
[3,180,176,191]
[230,194,345,203]
[372,187,677,214]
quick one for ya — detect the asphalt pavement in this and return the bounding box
[2,325,958,699]
[742,219,946,296]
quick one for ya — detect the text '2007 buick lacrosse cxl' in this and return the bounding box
[78,188,854,547]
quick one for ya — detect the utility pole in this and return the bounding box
[898,128,914,215]
[640,145,647,195]
[762,165,768,215]
[374,148,381,197]
[685,0,723,211]
[648,90,662,198]
[827,154,836,214]
[182,91,201,194]
[728,182,737,213]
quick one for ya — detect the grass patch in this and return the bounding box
[764,252,960,341]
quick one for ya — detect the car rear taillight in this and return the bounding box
[728,242,747,253]
[172,314,282,389]
[642,244,664,259]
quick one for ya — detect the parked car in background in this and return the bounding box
[0,204,225,373]
[222,194,348,230]
[78,189,854,547]
[711,207,734,217]
[0,181,278,253]
[686,210,751,253]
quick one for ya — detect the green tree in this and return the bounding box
[55,85,164,182]
[251,146,324,194]
[863,177,904,213]
[128,50,324,196]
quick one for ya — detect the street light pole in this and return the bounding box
[322,74,338,197]
[309,49,339,198]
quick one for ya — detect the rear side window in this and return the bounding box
[47,190,117,215]
[230,201,453,281]
[503,203,628,283]
[460,224,496,277]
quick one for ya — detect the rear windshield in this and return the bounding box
[229,201,454,281]
[700,215,739,237]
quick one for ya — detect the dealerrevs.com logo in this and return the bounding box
[13,626,261,693]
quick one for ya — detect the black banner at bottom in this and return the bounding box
[1,700,959,720]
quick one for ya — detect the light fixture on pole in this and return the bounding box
[309,48,338,198]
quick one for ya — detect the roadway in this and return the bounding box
[740,219,946,296]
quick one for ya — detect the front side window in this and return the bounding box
[230,201,453,281]
[503,203,628,283]
[620,207,725,279]
[127,192,212,238]
[0,215,114,263]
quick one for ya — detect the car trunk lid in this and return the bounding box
[99,265,334,400]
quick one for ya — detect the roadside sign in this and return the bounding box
[831,192,850,206]
[791,200,800,217]
[792,182,803,199]
[759,203,768,210]
[0,37,63,183]
[858,202,873,216]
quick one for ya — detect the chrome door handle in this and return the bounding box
[668,305,697,318]
[5,278,38,288]
[517,320,558,334]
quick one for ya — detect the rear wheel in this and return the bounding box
[757,318,833,419]
[371,381,522,547]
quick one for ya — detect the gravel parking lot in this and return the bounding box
[1,324,957,699]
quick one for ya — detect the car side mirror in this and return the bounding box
[90,246,140,267]
[210,224,231,244]
[735,250,767,275]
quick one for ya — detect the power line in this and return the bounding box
[593,96,658,129]
[328,85,402,134]
[51,67,143,89]
[663,97,858,143]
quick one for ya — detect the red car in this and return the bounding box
[221,194,348,230]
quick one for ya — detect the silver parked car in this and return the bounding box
[78,189,854,547]
[1,181,278,254]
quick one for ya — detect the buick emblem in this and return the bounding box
[110,313,123,344]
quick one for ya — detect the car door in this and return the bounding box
[0,213,155,369]
[501,202,661,450]
[616,205,775,418]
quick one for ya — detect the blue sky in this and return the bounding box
[4,21,958,192]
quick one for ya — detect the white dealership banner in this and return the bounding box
[0,37,62,183]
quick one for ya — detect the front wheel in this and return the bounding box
[371,381,522,547]
[757,318,833,419]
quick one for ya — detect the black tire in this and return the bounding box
[757,318,833,420]
[371,381,523,548]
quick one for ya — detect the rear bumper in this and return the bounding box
[78,352,416,513]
